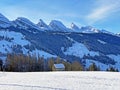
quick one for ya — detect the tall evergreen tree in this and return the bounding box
[88,63,99,71]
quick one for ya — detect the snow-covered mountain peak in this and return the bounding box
[0,13,12,28]
[71,23,79,30]
[13,17,39,30]
[117,33,120,35]
[116,33,120,37]
[0,13,117,35]
[37,19,50,30]
[37,19,47,27]
[100,29,114,35]
[70,23,82,32]
[81,26,100,33]
[49,20,68,32]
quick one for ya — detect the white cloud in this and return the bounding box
[86,0,120,24]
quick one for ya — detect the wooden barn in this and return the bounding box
[52,63,65,71]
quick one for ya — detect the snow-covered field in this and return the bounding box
[0,72,120,90]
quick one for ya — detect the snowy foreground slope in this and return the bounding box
[0,72,120,90]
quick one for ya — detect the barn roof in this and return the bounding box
[54,63,65,69]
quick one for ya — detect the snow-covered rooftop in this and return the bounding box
[54,63,65,69]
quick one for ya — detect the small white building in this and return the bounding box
[52,63,65,71]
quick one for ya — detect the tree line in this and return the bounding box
[0,54,119,72]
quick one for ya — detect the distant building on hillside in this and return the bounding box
[52,63,65,71]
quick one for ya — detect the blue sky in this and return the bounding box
[0,0,120,33]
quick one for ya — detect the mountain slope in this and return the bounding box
[13,17,40,30]
[0,13,120,70]
[49,20,69,32]
[0,13,11,28]
[70,23,82,32]
[3,27,119,70]
[37,19,50,30]
[81,26,100,33]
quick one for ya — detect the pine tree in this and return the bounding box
[88,63,98,71]
[48,58,54,71]
[107,67,118,72]
[0,59,3,71]
[115,69,119,72]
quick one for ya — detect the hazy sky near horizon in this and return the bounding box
[0,0,120,33]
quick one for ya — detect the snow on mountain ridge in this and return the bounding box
[13,17,40,30]
[100,29,114,34]
[115,33,120,37]
[70,23,82,32]
[49,20,69,32]
[71,23,80,30]
[0,13,12,28]
[81,26,100,33]
[37,19,51,30]
[0,13,116,34]
[37,19,48,28]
